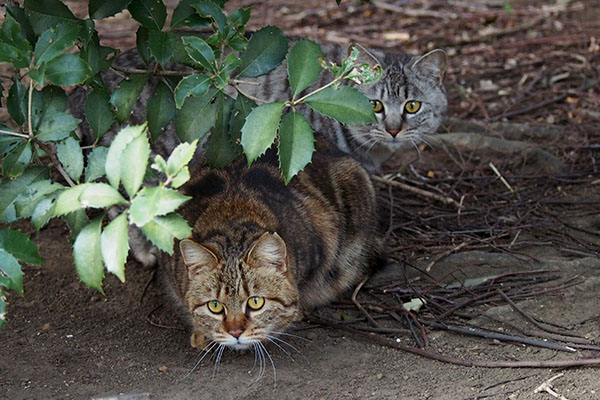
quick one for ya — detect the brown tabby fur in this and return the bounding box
[160,138,384,350]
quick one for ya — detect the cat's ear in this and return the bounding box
[246,232,287,272]
[412,49,447,83]
[349,42,383,68]
[179,239,219,278]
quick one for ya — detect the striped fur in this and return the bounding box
[160,138,384,350]
[237,42,448,172]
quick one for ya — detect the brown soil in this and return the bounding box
[2,1,600,399]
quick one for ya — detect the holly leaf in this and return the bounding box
[140,213,192,255]
[109,73,148,123]
[173,73,211,109]
[175,87,218,143]
[238,26,288,78]
[305,85,376,125]
[287,40,323,99]
[56,137,83,183]
[73,217,105,293]
[127,0,166,30]
[278,111,315,184]
[46,54,92,86]
[100,212,129,282]
[86,88,114,139]
[147,81,176,140]
[240,102,284,165]
[0,229,43,266]
[34,23,80,67]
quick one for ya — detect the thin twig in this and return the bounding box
[373,175,461,208]
[0,129,29,139]
[306,316,600,369]
[352,276,381,328]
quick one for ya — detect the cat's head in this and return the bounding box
[350,43,448,151]
[179,232,299,350]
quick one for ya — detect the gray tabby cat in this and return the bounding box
[237,43,448,172]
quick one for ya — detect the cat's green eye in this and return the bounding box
[247,296,265,311]
[370,99,384,113]
[404,100,421,114]
[207,300,224,314]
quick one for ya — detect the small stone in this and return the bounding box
[42,323,51,330]
[159,365,168,373]
[377,373,383,380]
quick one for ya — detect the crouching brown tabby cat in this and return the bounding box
[160,138,384,352]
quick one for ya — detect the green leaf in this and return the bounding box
[39,85,68,115]
[181,36,216,72]
[56,137,83,182]
[239,26,288,78]
[140,213,192,255]
[65,208,90,240]
[28,64,47,87]
[0,249,23,295]
[165,139,198,177]
[148,30,176,66]
[147,82,176,140]
[229,93,256,146]
[36,111,81,142]
[110,73,148,123]
[191,2,227,33]
[175,87,218,143]
[120,132,150,198]
[228,7,252,28]
[2,141,32,178]
[31,197,56,230]
[129,186,191,226]
[80,33,117,76]
[0,13,32,68]
[6,4,36,45]
[305,85,376,125]
[86,88,115,139]
[170,167,190,188]
[105,124,147,191]
[100,213,129,282]
[46,54,92,86]
[135,26,151,64]
[73,217,105,293]
[278,111,315,184]
[79,183,127,208]
[287,40,323,99]
[34,23,80,67]
[127,0,166,30]
[0,130,21,156]
[89,0,133,19]
[171,0,211,28]
[13,179,63,219]
[173,73,211,109]
[241,102,284,165]
[85,146,109,182]
[24,0,78,35]
[7,78,27,126]
[53,184,87,216]
[0,229,43,266]
[151,154,168,174]
[205,93,238,168]
[0,166,47,215]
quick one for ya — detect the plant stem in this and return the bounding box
[0,129,29,139]
[111,65,194,76]
[291,75,343,106]
[33,138,77,187]
[231,82,267,104]
[27,79,34,138]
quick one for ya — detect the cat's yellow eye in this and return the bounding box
[404,100,421,114]
[247,296,265,311]
[370,99,384,113]
[207,300,224,314]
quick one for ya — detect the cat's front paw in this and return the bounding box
[190,332,206,350]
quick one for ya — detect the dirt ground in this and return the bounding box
[1,1,600,399]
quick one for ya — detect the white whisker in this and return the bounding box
[270,331,309,341]
[258,341,277,388]
[212,344,225,379]
[265,337,294,361]
[181,340,218,380]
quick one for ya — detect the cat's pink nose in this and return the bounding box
[387,129,400,137]
[228,328,244,338]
